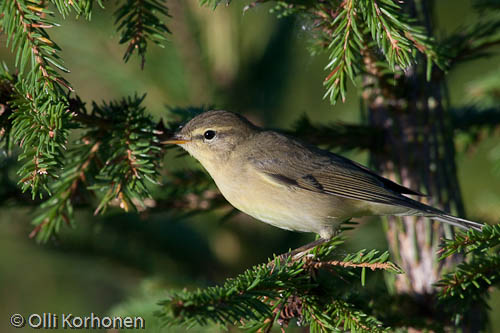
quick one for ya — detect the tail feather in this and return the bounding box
[398,196,484,231]
[430,214,484,231]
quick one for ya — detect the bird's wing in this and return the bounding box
[247,132,423,208]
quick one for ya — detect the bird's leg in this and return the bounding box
[280,226,343,261]
[279,238,330,262]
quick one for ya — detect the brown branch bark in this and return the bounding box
[305,259,399,272]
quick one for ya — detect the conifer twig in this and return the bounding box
[304,259,399,272]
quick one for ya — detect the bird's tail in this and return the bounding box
[400,197,484,231]
[430,214,484,231]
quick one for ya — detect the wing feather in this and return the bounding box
[248,131,426,210]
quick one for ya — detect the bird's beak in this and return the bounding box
[162,135,190,145]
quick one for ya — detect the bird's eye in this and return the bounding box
[204,130,216,141]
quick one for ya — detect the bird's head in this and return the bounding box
[163,110,259,165]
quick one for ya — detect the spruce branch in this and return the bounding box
[114,0,171,69]
[305,259,396,272]
[28,95,166,241]
[437,256,499,300]
[303,297,387,333]
[49,0,104,19]
[157,235,399,331]
[360,0,440,74]
[322,0,363,104]
[444,19,500,66]
[436,255,499,327]
[1,0,74,198]
[262,1,445,105]
[0,0,72,93]
[31,139,101,242]
[157,257,311,328]
[436,224,500,326]
[438,224,500,260]
[6,79,75,198]
[78,95,163,215]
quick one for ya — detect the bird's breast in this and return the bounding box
[204,162,353,235]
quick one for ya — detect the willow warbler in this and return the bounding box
[163,110,483,239]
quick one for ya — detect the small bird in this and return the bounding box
[163,110,483,240]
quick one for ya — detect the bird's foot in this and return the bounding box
[277,238,330,263]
